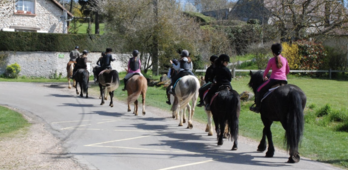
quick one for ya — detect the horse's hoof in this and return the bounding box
[100,102,104,105]
[265,152,274,157]
[143,112,146,115]
[178,123,183,126]
[183,119,186,123]
[232,146,238,150]
[257,146,266,152]
[172,115,175,119]
[99,96,102,99]
[189,124,193,129]
[104,97,107,100]
[68,86,71,89]
[128,109,131,112]
[287,154,300,163]
[217,141,223,146]
[110,104,113,107]
[86,96,88,98]
[208,132,213,136]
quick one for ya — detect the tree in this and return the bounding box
[101,0,202,74]
[264,0,348,41]
[78,0,102,34]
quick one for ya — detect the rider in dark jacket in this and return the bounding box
[165,50,194,105]
[95,48,115,81]
[197,55,218,107]
[204,54,232,111]
[72,50,88,79]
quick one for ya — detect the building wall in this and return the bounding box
[0,0,65,33]
[0,52,135,78]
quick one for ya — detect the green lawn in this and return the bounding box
[0,106,30,137]
[77,23,105,35]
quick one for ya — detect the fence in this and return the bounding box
[196,69,348,79]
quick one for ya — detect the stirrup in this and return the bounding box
[122,88,126,91]
[197,102,204,107]
[166,101,171,105]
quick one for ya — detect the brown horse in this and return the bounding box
[66,61,76,89]
[126,74,147,116]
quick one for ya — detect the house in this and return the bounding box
[0,0,73,33]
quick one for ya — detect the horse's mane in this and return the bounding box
[248,71,267,93]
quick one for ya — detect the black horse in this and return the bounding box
[75,69,89,98]
[210,85,240,150]
[97,69,120,107]
[248,71,306,163]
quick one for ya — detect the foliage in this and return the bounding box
[0,31,107,52]
[316,104,332,117]
[281,42,300,69]
[183,12,215,23]
[323,46,348,71]
[5,63,21,78]
[296,40,327,70]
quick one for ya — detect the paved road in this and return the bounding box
[0,82,341,170]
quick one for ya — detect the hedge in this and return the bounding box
[0,31,106,52]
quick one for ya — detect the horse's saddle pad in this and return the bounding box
[261,86,280,102]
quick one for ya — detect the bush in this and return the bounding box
[323,46,347,71]
[295,40,327,70]
[328,108,348,122]
[316,104,332,117]
[336,122,348,132]
[282,42,300,69]
[0,31,106,52]
[5,63,21,78]
[308,103,316,110]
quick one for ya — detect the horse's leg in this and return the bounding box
[217,119,225,145]
[127,90,131,112]
[205,111,214,136]
[183,106,187,124]
[68,78,71,89]
[223,122,230,139]
[187,104,194,129]
[104,88,108,100]
[100,84,105,105]
[109,90,114,107]
[263,117,274,157]
[79,81,83,97]
[142,92,146,115]
[76,81,79,95]
[73,79,77,88]
[133,100,138,116]
[178,105,183,126]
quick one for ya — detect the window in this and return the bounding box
[15,0,35,15]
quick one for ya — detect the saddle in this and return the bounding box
[129,73,140,79]
[261,82,287,102]
[204,85,232,105]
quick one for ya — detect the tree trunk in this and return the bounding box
[152,0,159,75]
[95,11,99,35]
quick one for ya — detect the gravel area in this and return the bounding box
[0,107,86,170]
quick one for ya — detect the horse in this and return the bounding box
[208,85,240,150]
[171,75,200,128]
[93,66,109,100]
[126,74,147,116]
[66,61,76,89]
[98,69,120,107]
[248,71,306,163]
[74,69,89,98]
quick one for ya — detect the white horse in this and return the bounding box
[171,75,200,129]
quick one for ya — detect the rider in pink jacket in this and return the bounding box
[250,43,290,113]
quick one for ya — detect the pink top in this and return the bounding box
[263,55,290,80]
[127,58,141,73]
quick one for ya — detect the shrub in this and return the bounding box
[328,108,348,122]
[316,104,332,117]
[281,42,300,69]
[295,40,327,70]
[5,63,21,78]
[336,122,348,132]
[308,103,316,110]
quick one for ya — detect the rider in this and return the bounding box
[93,52,105,82]
[249,43,290,113]
[96,48,115,81]
[165,50,194,105]
[165,59,179,105]
[197,55,218,107]
[122,50,144,91]
[69,46,80,62]
[204,54,232,111]
[72,50,88,79]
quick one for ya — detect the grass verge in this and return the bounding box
[0,106,30,137]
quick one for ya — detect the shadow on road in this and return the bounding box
[61,103,94,107]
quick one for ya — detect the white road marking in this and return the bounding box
[158,160,214,170]
[85,136,150,146]
[60,124,92,130]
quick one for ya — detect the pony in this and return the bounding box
[126,74,147,116]
[98,69,120,107]
[208,85,240,150]
[171,75,200,129]
[74,69,89,98]
[93,66,108,100]
[66,61,76,89]
[248,71,306,163]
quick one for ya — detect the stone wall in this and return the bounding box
[0,0,65,33]
[0,51,134,78]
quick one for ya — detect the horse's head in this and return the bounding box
[248,71,265,93]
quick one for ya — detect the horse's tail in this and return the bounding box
[67,62,74,78]
[286,90,304,154]
[82,70,89,93]
[127,76,146,104]
[174,76,199,110]
[111,70,120,89]
[217,90,239,141]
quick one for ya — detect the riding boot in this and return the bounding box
[122,78,127,91]
[166,86,171,105]
[197,99,204,107]
[250,93,261,113]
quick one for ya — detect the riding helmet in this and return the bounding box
[172,59,179,65]
[83,50,88,54]
[75,46,79,49]
[218,54,230,62]
[132,50,140,56]
[181,50,189,57]
[210,55,218,62]
[106,48,113,52]
[101,52,106,57]
[271,43,282,55]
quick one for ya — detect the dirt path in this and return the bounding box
[0,106,86,170]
